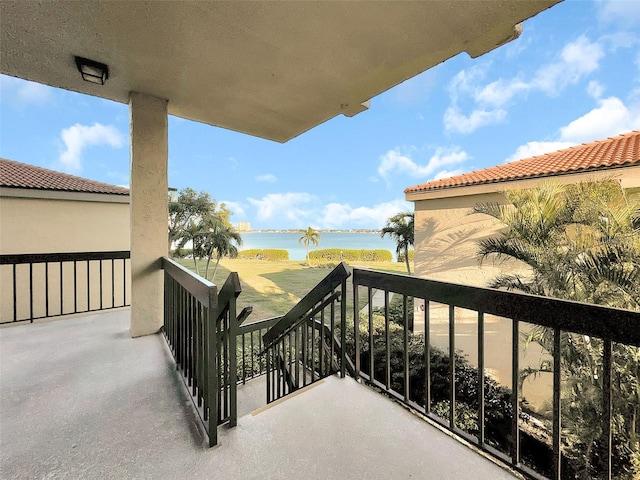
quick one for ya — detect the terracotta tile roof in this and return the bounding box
[0,158,129,195]
[405,131,640,194]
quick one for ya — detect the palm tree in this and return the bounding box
[475,180,640,478]
[199,215,243,282]
[381,212,414,274]
[298,227,320,266]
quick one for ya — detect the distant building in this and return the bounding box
[237,222,251,232]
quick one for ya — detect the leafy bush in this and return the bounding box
[373,295,414,330]
[237,249,289,261]
[309,248,392,262]
[397,249,414,263]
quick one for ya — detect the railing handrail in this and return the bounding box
[162,257,215,306]
[237,315,282,336]
[353,268,640,346]
[0,251,130,264]
[262,261,351,346]
[214,272,242,322]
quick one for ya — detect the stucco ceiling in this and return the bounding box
[0,1,559,142]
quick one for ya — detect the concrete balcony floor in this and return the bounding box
[1,310,518,480]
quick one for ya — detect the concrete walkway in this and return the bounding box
[1,310,518,479]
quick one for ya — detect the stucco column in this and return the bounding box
[129,92,168,337]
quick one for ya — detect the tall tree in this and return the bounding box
[475,180,640,478]
[168,188,215,255]
[199,213,243,282]
[298,227,320,266]
[381,212,414,274]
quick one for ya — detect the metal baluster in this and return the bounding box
[111,259,115,308]
[330,290,335,373]
[86,260,90,311]
[449,305,455,429]
[28,262,34,321]
[403,295,409,401]
[12,264,17,321]
[45,262,49,317]
[602,338,613,480]
[552,327,561,480]
[385,291,390,390]
[73,260,77,313]
[302,323,308,387]
[319,303,325,378]
[511,319,520,466]
[477,312,485,447]
[368,288,374,382]
[99,260,103,310]
[353,281,360,378]
[424,299,430,415]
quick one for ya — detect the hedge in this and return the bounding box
[396,249,414,263]
[237,249,290,261]
[308,248,392,262]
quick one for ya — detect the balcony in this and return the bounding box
[1,253,639,480]
[1,309,516,479]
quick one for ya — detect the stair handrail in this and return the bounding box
[262,261,351,347]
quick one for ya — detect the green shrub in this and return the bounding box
[309,248,392,263]
[397,249,414,263]
[237,249,289,261]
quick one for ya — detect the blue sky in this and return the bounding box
[1,0,640,230]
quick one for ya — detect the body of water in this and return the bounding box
[240,232,397,261]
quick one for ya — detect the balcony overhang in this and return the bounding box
[0,1,558,143]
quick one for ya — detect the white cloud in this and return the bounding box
[559,96,640,143]
[443,106,507,134]
[505,141,574,163]
[248,193,317,223]
[433,168,466,180]
[445,36,607,134]
[505,95,640,162]
[319,199,411,229]
[447,65,488,103]
[377,146,470,180]
[58,123,125,172]
[256,173,277,183]
[597,0,640,27]
[475,78,529,109]
[587,80,604,99]
[221,200,246,217]
[0,75,53,106]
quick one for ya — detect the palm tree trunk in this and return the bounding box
[212,256,221,282]
[306,244,310,266]
[205,255,212,279]
[404,246,411,274]
[193,256,199,276]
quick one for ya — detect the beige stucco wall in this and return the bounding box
[0,190,130,323]
[0,193,130,254]
[413,192,528,288]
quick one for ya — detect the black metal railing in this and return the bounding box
[237,314,281,384]
[0,251,130,324]
[351,268,640,480]
[162,258,241,446]
[262,262,350,403]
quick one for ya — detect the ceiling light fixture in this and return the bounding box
[75,56,109,85]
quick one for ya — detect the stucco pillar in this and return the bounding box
[129,92,168,337]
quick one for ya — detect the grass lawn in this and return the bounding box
[176,258,410,322]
